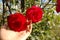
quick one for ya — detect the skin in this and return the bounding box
[0,21,32,40]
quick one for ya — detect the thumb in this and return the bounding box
[26,20,32,33]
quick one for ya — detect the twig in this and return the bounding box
[6,1,12,14]
[21,0,25,12]
[42,0,51,9]
[2,0,5,25]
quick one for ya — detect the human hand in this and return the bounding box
[1,21,32,40]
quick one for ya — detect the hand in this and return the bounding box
[0,21,32,40]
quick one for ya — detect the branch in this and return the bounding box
[2,0,5,25]
[6,2,12,14]
[21,0,25,12]
[42,0,51,9]
[6,0,12,14]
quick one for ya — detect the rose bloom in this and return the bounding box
[56,5,60,13]
[57,0,60,5]
[56,0,60,12]
[26,6,43,23]
[7,12,27,32]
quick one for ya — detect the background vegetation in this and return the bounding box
[0,0,60,40]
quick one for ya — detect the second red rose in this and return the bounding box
[26,6,43,23]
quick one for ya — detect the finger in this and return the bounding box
[26,20,32,33]
[28,20,32,33]
[1,23,7,28]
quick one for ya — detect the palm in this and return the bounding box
[1,22,32,40]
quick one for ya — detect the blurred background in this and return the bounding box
[0,0,60,40]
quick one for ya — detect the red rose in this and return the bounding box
[56,5,60,12]
[26,6,43,23]
[57,0,60,5]
[56,0,60,12]
[7,12,27,32]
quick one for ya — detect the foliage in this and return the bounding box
[0,0,60,40]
